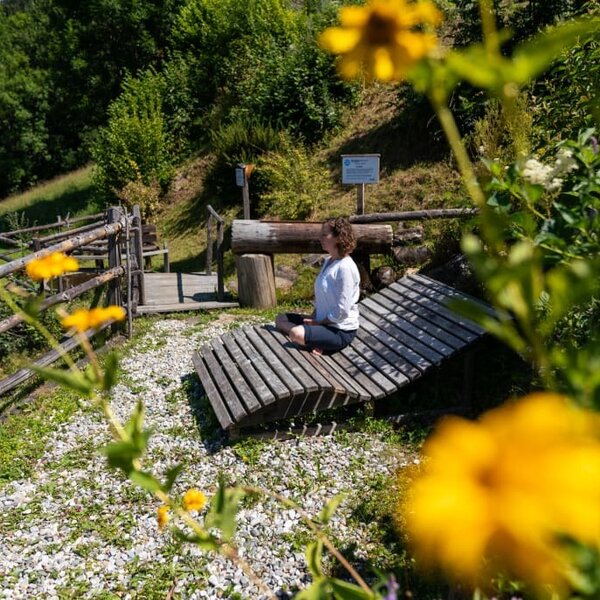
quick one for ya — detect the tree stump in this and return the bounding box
[236,253,276,309]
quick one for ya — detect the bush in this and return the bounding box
[90,70,174,197]
[258,133,330,219]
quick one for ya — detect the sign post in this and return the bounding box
[341,154,380,216]
[236,163,251,219]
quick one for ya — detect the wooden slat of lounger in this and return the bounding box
[211,339,262,413]
[243,327,305,397]
[222,333,277,407]
[360,302,445,364]
[413,274,499,317]
[399,278,485,335]
[231,329,290,400]
[200,346,248,423]
[356,325,425,380]
[243,326,314,421]
[303,352,356,409]
[329,351,386,400]
[365,293,463,352]
[191,352,234,429]
[384,284,478,343]
[255,326,319,393]
[263,327,339,415]
[338,345,398,396]
[318,354,371,402]
[350,334,416,385]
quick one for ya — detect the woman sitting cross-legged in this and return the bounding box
[275,217,360,355]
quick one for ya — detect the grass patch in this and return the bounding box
[0,166,105,225]
[0,388,81,487]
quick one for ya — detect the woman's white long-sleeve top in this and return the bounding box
[314,256,360,331]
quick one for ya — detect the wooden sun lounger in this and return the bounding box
[192,274,496,432]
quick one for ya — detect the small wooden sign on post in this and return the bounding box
[341,154,380,215]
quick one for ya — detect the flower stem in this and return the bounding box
[242,485,371,593]
[432,101,486,208]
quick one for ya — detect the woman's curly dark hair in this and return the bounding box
[325,217,356,256]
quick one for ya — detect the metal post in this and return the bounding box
[356,183,365,215]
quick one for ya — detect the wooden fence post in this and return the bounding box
[107,207,122,308]
[132,205,145,306]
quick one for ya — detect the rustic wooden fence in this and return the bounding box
[0,203,231,397]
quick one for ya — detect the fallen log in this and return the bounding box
[232,220,392,254]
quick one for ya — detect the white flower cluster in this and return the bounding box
[522,148,579,193]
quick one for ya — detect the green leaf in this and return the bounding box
[102,352,120,391]
[511,17,600,85]
[30,365,95,397]
[318,493,346,525]
[446,46,504,89]
[162,464,184,493]
[305,540,324,579]
[294,579,329,600]
[172,527,220,552]
[330,578,375,600]
[22,296,42,320]
[204,479,245,541]
[129,470,162,493]
[100,440,139,473]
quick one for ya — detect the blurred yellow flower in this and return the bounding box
[61,305,126,332]
[183,488,207,512]
[157,505,170,529]
[405,393,600,590]
[25,252,79,281]
[318,0,442,82]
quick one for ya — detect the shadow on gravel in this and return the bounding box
[181,372,227,453]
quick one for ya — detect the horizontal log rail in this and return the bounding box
[33,220,105,245]
[349,208,478,223]
[349,208,479,223]
[0,234,26,248]
[0,220,125,279]
[0,321,113,397]
[1,212,104,237]
[0,266,124,334]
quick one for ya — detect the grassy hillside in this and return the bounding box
[0,85,467,277]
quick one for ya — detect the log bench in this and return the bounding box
[192,273,498,433]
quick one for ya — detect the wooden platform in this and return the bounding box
[137,272,238,314]
[192,274,496,431]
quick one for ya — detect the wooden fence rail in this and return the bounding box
[1,212,104,237]
[0,207,139,397]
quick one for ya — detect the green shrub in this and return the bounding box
[258,133,330,219]
[210,117,282,167]
[91,70,174,196]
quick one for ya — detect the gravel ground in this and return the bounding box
[0,314,409,599]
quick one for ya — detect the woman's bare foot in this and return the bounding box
[311,347,323,355]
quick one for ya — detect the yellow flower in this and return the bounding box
[182,488,207,512]
[61,305,126,332]
[157,505,170,529]
[404,393,600,590]
[318,0,442,82]
[25,252,79,281]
